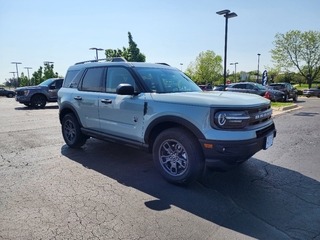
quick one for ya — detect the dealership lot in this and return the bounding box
[0,97,319,239]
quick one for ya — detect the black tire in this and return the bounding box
[284,94,289,102]
[152,128,205,185]
[293,93,298,102]
[7,93,13,98]
[62,113,87,148]
[317,93,320,98]
[31,95,46,108]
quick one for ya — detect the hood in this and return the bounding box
[150,91,270,108]
[15,85,45,91]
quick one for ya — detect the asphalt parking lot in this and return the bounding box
[0,97,319,240]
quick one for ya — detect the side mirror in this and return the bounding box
[116,83,135,95]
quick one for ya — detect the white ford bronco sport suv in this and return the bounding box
[58,58,276,185]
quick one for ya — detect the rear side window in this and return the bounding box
[63,70,80,87]
[81,67,104,92]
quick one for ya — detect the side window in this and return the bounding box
[81,67,104,92]
[106,67,135,93]
[56,80,63,89]
[234,84,245,89]
[63,70,79,87]
[246,84,254,89]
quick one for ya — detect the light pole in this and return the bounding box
[25,67,32,85]
[216,9,237,90]
[180,63,183,71]
[257,53,261,83]
[89,47,104,60]
[9,72,16,79]
[11,62,22,85]
[230,62,238,82]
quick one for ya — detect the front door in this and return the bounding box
[98,67,145,142]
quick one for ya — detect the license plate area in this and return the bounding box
[265,133,274,149]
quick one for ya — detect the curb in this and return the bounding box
[271,104,301,116]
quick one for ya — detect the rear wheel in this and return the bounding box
[62,113,87,148]
[7,93,14,98]
[31,95,46,108]
[152,128,205,185]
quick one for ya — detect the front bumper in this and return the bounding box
[15,95,31,103]
[199,124,276,170]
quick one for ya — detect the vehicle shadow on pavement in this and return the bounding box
[61,139,320,239]
[14,105,59,110]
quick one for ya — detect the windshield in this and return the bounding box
[256,84,267,90]
[135,67,201,93]
[38,79,54,86]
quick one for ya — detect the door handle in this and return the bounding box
[101,99,112,104]
[74,96,82,100]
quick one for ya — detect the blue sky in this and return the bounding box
[1,0,319,84]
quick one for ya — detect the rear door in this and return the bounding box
[75,67,105,131]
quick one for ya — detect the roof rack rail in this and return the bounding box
[155,62,170,66]
[75,57,127,65]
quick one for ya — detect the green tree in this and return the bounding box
[32,67,43,85]
[28,63,60,86]
[19,72,29,87]
[43,62,59,80]
[105,32,146,62]
[185,50,223,85]
[270,30,320,88]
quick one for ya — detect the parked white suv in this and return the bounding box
[58,58,276,185]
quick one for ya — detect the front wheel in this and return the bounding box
[31,95,46,108]
[62,113,87,148]
[293,94,298,102]
[152,128,205,185]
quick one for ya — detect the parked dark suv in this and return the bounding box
[58,58,276,185]
[268,83,298,102]
[15,78,64,108]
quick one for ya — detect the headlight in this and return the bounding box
[23,90,30,96]
[214,110,250,129]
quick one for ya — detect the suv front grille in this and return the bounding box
[16,90,24,96]
[247,105,272,126]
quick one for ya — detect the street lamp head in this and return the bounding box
[216,9,230,15]
[227,12,238,18]
[11,62,21,64]
[90,47,104,51]
[216,10,237,18]
[258,53,261,56]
